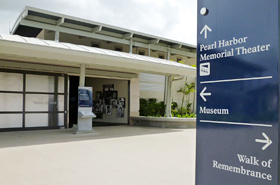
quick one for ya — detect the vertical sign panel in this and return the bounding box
[78,87,93,108]
[196,1,280,185]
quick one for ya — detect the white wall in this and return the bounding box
[130,76,140,117]
[139,73,165,102]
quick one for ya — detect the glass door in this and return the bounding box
[0,72,24,129]
[0,70,67,131]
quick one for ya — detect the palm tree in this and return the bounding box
[177,79,195,116]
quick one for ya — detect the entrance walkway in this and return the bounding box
[0,126,196,185]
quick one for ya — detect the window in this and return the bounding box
[115,46,123,52]
[158,54,165,59]
[0,70,67,130]
[0,93,23,111]
[177,58,182,63]
[0,72,23,91]
[26,74,55,93]
[91,42,100,48]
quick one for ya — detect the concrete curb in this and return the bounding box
[129,116,196,128]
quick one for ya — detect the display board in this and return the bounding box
[92,84,126,119]
[196,1,280,185]
[85,78,129,124]
[78,87,93,108]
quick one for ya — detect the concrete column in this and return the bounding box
[55,31,60,42]
[164,48,171,105]
[167,47,171,61]
[165,76,173,117]
[79,64,86,87]
[164,77,168,104]
[129,38,133,53]
[148,44,151,56]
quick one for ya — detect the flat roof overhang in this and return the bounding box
[11,6,197,57]
[0,34,196,77]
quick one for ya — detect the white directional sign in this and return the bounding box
[255,132,273,151]
[200,87,211,102]
[200,25,212,39]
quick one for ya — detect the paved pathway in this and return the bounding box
[0,126,196,185]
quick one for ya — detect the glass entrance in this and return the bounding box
[0,70,67,131]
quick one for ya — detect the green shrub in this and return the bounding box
[140,98,166,117]
[139,98,196,118]
[171,102,178,110]
[177,81,195,116]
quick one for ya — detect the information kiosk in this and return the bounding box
[73,87,96,134]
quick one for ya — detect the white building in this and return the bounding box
[0,6,196,131]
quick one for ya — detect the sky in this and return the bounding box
[0,0,197,45]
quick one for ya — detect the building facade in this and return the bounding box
[0,6,196,131]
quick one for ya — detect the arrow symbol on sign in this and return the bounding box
[200,87,211,102]
[200,25,212,39]
[255,132,272,151]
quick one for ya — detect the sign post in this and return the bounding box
[196,0,280,184]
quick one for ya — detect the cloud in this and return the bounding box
[0,0,197,45]
[0,0,76,34]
